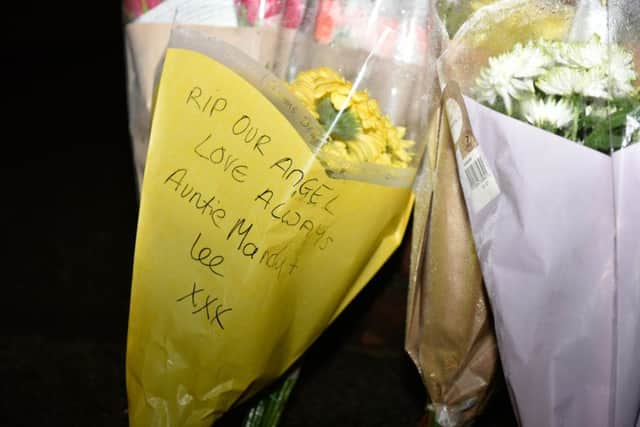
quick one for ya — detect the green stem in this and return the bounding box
[421,405,442,427]
[242,367,301,427]
[570,97,582,142]
[427,411,443,427]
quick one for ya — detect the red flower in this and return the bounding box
[282,0,304,29]
[123,0,143,17]
[123,0,164,19]
[146,0,163,8]
[314,0,339,43]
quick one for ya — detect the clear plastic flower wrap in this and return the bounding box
[285,0,438,185]
[433,0,500,38]
[234,0,306,29]
[435,0,640,425]
[233,0,309,78]
[124,0,437,423]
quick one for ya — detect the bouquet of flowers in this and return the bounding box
[435,0,640,425]
[124,0,436,424]
[124,3,312,425]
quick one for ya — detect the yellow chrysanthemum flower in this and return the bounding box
[289,67,415,169]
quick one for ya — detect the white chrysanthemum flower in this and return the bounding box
[555,38,609,69]
[474,42,553,114]
[606,45,637,98]
[474,37,639,150]
[577,69,610,98]
[511,41,555,77]
[535,38,557,52]
[536,67,609,99]
[519,97,575,130]
[542,37,635,98]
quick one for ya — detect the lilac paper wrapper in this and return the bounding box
[613,144,640,427]
[456,95,620,426]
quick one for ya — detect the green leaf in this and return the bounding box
[584,95,640,153]
[316,96,361,141]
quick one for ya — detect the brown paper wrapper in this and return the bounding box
[406,95,497,426]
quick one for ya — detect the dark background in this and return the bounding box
[1,3,516,426]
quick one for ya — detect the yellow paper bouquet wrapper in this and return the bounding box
[125,25,422,426]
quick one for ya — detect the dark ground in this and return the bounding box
[1,3,517,426]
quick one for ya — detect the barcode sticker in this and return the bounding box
[464,154,489,188]
[457,146,500,212]
[442,86,500,213]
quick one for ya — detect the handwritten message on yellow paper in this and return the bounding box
[127,48,413,426]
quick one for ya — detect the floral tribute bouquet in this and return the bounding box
[435,0,640,425]
[124,0,436,425]
[123,2,309,425]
